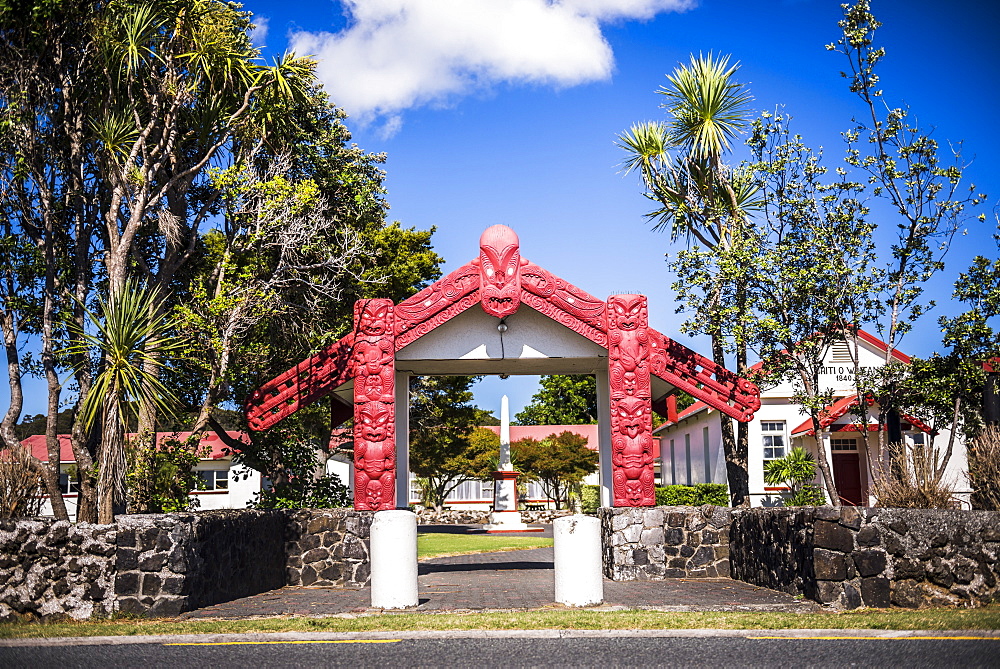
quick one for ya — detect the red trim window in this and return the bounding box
[197,469,229,492]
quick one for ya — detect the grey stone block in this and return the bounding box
[814,520,854,553]
[853,550,886,577]
[813,548,847,580]
[861,577,890,607]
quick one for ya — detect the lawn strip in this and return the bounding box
[2,607,998,639]
[417,534,553,559]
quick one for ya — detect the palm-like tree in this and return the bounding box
[618,53,759,506]
[66,280,186,523]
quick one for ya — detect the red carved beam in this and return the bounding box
[608,294,655,507]
[648,329,761,422]
[353,299,396,511]
[244,335,355,432]
[394,261,480,350]
[520,260,607,347]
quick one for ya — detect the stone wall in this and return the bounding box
[730,507,1000,609]
[1,508,373,620]
[285,509,372,587]
[598,506,732,580]
[0,519,115,621]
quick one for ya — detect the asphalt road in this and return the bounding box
[2,632,997,668]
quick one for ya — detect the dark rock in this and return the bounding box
[883,532,906,557]
[116,547,139,572]
[52,578,70,597]
[631,549,649,565]
[839,508,863,530]
[927,558,955,589]
[856,525,881,547]
[138,553,167,572]
[814,520,854,553]
[861,577,891,608]
[853,550,887,577]
[300,565,317,586]
[142,574,162,596]
[302,548,329,563]
[117,597,146,615]
[679,545,694,558]
[814,506,840,521]
[160,576,186,596]
[893,558,925,580]
[147,596,187,617]
[930,532,949,549]
[663,568,686,578]
[982,528,1000,542]
[690,546,715,567]
[115,572,140,596]
[813,548,847,580]
[664,528,684,546]
[842,582,862,609]
[816,580,843,604]
[891,579,924,608]
[886,518,909,535]
[953,561,976,585]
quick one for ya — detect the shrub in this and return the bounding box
[870,442,956,509]
[580,484,600,513]
[655,483,729,506]
[969,426,1000,510]
[0,444,43,519]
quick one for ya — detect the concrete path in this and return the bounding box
[180,525,818,619]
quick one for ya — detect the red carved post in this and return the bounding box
[607,294,655,506]
[352,299,396,511]
[475,224,522,319]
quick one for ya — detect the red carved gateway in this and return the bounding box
[608,295,655,506]
[244,225,761,510]
[352,299,396,510]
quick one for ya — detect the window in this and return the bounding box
[198,470,229,491]
[761,421,786,461]
[58,472,79,495]
[830,438,858,451]
[910,432,926,446]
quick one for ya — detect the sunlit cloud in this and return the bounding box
[290,0,696,136]
[250,16,270,47]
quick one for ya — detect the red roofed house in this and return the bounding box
[654,331,973,508]
[22,432,266,516]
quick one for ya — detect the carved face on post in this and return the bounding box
[358,401,392,443]
[356,300,391,337]
[477,224,521,319]
[616,396,648,440]
[610,294,646,331]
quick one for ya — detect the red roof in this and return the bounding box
[790,395,933,437]
[20,431,248,463]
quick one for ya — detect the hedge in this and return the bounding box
[580,483,728,513]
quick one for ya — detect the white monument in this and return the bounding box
[483,395,541,533]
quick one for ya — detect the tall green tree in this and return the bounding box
[512,431,598,510]
[514,375,597,425]
[829,1,986,462]
[408,376,495,510]
[618,53,759,506]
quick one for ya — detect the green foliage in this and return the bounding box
[125,436,206,514]
[252,473,351,510]
[580,484,601,514]
[514,375,597,425]
[512,431,598,510]
[409,377,495,509]
[655,483,729,507]
[763,447,827,507]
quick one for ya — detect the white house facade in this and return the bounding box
[655,330,973,508]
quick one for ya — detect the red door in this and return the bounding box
[832,453,863,506]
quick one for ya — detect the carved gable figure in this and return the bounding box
[475,224,522,319]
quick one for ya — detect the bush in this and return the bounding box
[251,473,351,510]
[655,483,729,506]
[786,484,827,506]
[870,442,956,509]
[580,484,600,513]
[969,426,1000,510]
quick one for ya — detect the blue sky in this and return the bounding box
[237,0,999,418]
[12,0,1000,421]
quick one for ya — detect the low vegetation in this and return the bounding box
[417,533,552,559]
[1,607,999,639]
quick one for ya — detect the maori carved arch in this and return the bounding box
[244,224,761,510]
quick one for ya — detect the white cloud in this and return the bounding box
[289,0,695,133]
[250,16,269,47]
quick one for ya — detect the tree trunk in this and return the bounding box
[713,334,749,506]
[813,429,841,508]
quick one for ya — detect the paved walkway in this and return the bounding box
[180,525,817,619]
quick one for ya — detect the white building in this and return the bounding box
[655,329,973,508]
[24,431,263,517]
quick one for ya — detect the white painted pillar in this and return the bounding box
[595,368,613,508]
[553,515,603,606]
[394,371,410,509]
[370,509,418,609]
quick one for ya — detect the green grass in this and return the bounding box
[1,607,999,639]
[417,532,553,559]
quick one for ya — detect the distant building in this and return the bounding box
[654,329,973,508]
[23,432,263,516]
